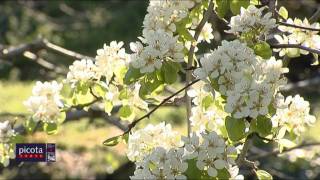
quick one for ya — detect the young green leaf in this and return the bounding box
[256,116,272,137]
[279,6,288,19]
[215,0,230,18]
[256,170,273,180]
[254,41,272,59]
[103,134,123,146]
[124,67,144,85]
[230,0,250,15]
[43,123,58,135]
[225,116,246,141]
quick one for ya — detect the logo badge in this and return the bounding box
[16,143,56,162]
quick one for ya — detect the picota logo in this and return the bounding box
[16,143,55,162]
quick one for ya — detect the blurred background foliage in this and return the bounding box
[0,0,320,179]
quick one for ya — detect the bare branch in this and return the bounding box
[250,142,320,160]
[0,38,93,60]
[309,6,320,23]
[236,134,257,169]
[124,79,200,135]
[277,21,320,32]
[186,0,214,137]
[270,44,320,55]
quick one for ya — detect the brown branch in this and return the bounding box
[236,134,257,169]
[309,6,320,23]
[270,43,320,55]
[250,142,320,160]
[278,21,320,32]
[23,51,67,75]
[124,79,200,135]
[186,0,214,137]
[0,38,93,60]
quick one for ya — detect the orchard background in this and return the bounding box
[0,0,320,179]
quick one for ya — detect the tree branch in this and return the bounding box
[278,21,320,32]
[270,43,320,55]
[185,0,213,137]
[236,135,257,169]
[309,6,320,23]
[124,79,200,135]
[250,142,320,160]
[0,38,93,60]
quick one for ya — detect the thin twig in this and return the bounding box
[309,6,320,23]
[124,79,200,135]
[270,43,320,55]
[186,0,214,137]
[251,142,320,160]
[278,21,320,31]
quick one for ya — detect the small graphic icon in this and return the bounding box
[16,143,56,162]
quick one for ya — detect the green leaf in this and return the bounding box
[93,83,106,97]
[43,123,58,135]
[250,0,259,5]
[103,134,123,146]
[225,116,246,141]
[186,159,210,179]
[119,105,134,120]
[217,168,231,179]
[256,116,272,137]
[104,101,113,115]
[139,71,164,99]
[162,62,179,84]
[230,0,250,15]
[215,0,230,18]
[25,118,37,133]
[256,170,273,180]
[124,67,144,85]
[10,134,24,143]
[119,89,130,100]
[254,41,272,59]
[279,6,288,19]
[202,95,214,110]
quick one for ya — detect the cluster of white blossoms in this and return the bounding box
[95,41,130,83]
[66,41,129,86]
[127,122,182,162]
[0,143,15,167]
[131,147,188,179]
[182,132,239,178]
[130,0,198,73]
[187,82,227,135]
[0,121,15,143]
[144,0,196,34]
[130,129,242,179]
[272,95,316,136]
[275,18,320,57]
[66,59,97,87]
[0,121,15,167]
[24,81,63,123]
[226,5,276,38]
[195,40,288,119]
[130,29,185,73]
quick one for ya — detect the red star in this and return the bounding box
[24,154,28,158]
[39,154,43,158]
[19,155,23,158]
[34,154,38,158]
[29,154,33,158]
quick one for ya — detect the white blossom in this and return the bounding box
[195,40,288,119]
[226,5,276,38]
[0,121,15,143]
[272,95,316,136]
[95,41,130,83]
[276,18,320,60]
[24,81,63,123]
[127,122,182,162]
[66,59,97,86]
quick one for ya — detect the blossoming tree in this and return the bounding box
[2,0,320,179]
